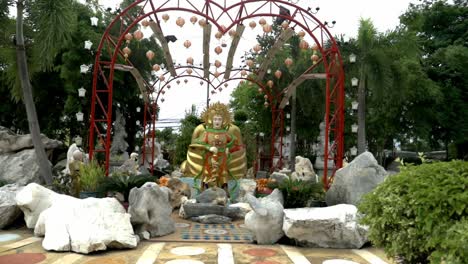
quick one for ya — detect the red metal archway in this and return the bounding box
[88,0,345,189]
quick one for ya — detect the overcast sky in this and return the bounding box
[90,0,418,127]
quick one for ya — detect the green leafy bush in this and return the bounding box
[79,160,106,192]
[98,172,155,202]
[430,218,468,264]
[273,179,324,208]
[359,161,468,263]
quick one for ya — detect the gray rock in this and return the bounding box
[128,182,175,237]
[256,170,268,179]
[0,149,43,185]
[0,184,24,229]
[196,187,227,205]
[236,179,257,203]
[270,172,289,185]
[167,178,191,208]
[0,126,62,154]
[182,203,243,220]
[326,151,388,206]
[283,204,368,248]
[191,214,232,224]
[244,189,284,244]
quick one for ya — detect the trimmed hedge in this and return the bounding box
[358,161,468,263]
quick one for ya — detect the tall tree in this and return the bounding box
[14,0,75,184]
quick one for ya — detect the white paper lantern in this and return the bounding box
[136,120,140,126]
[90,17,99,26]
[351,77,359,87]
[350,146,357,156]
[76,111,84,122]
[136,106,141,112]
[139,94,143,99]
[286,113,291,119]
[135,146,140,151]
[84,40,93,50]
[80,64,89,74]
[351,100,358,110]
[286,126,290,132]
[349,53,356,63]
[351,123,358,133]
[78,87,86,97]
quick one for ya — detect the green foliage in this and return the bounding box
[98,172,155,202]
[359,161,468,263]
[79,160,106,192]
[430,218,468,264]
[174,111,202,166]
[273,179,324,208]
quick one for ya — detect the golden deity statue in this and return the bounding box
[182,102,247,192]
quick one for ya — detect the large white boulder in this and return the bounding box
[128,182,175,238]
[0,184,24,229]
[244,189,284,244]
[291,156,317,182]
[283,204,368,248]
[326,151,388,206]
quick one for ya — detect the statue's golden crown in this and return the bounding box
[201,102,231,127]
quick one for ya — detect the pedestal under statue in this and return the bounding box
[181,103,247,192]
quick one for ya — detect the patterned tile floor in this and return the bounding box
[0,228,395,264]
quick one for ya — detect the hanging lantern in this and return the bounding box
[241,70,247,76]
[298,30,306,38]
[153,64,161,71]
[141,19,150,28]
[139,94,143,99]
[249,21,257,29]
[284,58,293,67]
[190,16,198,24]
[136,120,141,126]
[136,106,141,112]
[198,19,207,27]
[246,60,254,68]
[349,53,357,63]
[214,46,222,55]
[281,21,289,30]
[286,113,291,119]
[186,57,194,65]
[184,40,192,48]
[264,101,269,107]
[187,68,193,75]
[351,100,359,110]
[267,80,274,88]
[263,24,272,33]
[80,64,90,73]
[90,16,99,26]
[78,87,86,97]
[200,81,204,86]
[311,44,319,51]
[351,123,358,133]
[264,94,268,100]
[161,98,165,103]
[135,146,140,151]
[228,29,237,37]
[259,18,266,25]
[214,71,221,78]
[214,60,222,68]
[215,31,223,40]
[184,79,188,84]
[75,136,82,146]
[253,44,261,53]
[219,87,223,92]
[161,90,166,95]
[162,14,170,22]
[76,111,84,122]
[134,30,144,41]
[84,40,93,50]
[299,40,309,50]
[176,17,185,27]
[351,77,359,87]
[286,126,291,132]
[124,33,133,43]
[350,146,358,156]
[159,75,165,81]
[146,50,155,60]
[274,70,282,79]
[224,83,228,88]
[211,90,216,95]
[258,88,262,93]
[311,53,319,63]
[176,80,181,85]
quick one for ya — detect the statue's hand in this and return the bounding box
[209,146,218,153]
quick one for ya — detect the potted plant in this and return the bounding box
[97,172,155,209]
[276,179,325,208]
[79,160,106,198]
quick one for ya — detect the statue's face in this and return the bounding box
[212,115,223,129]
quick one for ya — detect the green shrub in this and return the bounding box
[79,160,106,192]
[273,179,324,208]
[358,161,468,263]
[430,218,468,264]
[98,172,155,202]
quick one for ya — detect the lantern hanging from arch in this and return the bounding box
[84,40,93,50]
[141,19,150,28]
[214,60,222,68]
[159,75,165,81]
[253,44,261,53]
[263,24,272,33]
[219,87,223,92]
[90,17,98,26]
[124,33,133,43]
[350,146,358,156]
[176,17,185,27]
[249,21,256,29]
[351,77,359,87]
[275,70,282,79]
[162,14,169,22]
[136,106,141,112]
[198,19,207,27]
[259,18,266,25]
[215,31,223,40]
[258,88,263,93]
[122,47,131,58]
[311,44,319,51]
[264,101,269,107]
[161,98,165,103]
[133,30,144,41]
[214,46,222,55]
[299,40,309,50]
[284,58,293,67]
[298,30,306,38]
[264,94,268,100]
[267,80,274,88]
[228,29,236,37]
[76,111,84,122]
[184,79,188,84]
[184,40,192,49]
[186,68,193,75]
[281,21,289,30]
[161,90,166,95]
[146,50,155,60]
[136,120,140,126]
[186,57,194,65]
[246,60,254,68]
[224,83,228,88]
[351,100,359,110]
[351,123,358,133]
[167,85,171,89]
[78,87,86,97]
[241,70,247,76]
[80,64,90,73]
[214,71,221,78]
[190,16,198,24]
[311,53,319,64]
[200,81,204,86]
[152,64,161,71]
[176,80,181,85]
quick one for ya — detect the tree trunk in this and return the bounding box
[16,0,53,185]
[357,68,366,154]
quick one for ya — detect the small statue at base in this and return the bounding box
[182,102,247,193]
[68,150,84,197]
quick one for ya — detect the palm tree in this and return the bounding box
[15,0,75,184]
[355,19,392,154]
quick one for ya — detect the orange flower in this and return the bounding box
[159,177,170,187]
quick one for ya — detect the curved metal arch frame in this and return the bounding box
[89,0,344,189]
